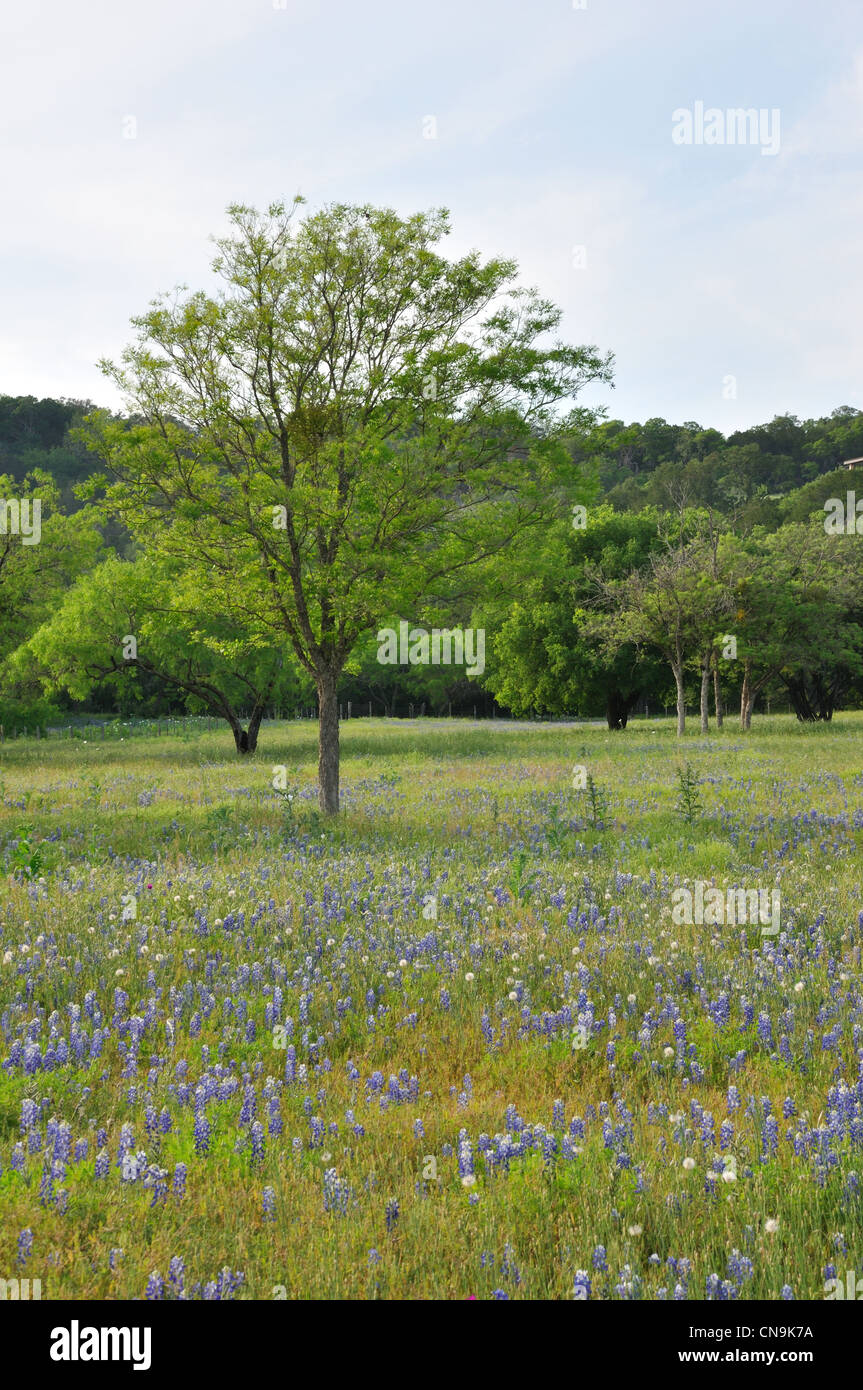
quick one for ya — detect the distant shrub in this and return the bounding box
[0,697,65,733]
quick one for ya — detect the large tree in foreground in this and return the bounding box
[80,199,612,811]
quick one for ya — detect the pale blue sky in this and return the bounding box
[2,0,861,431]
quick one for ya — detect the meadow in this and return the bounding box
[1,714,862,1301]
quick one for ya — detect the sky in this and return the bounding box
[1,0,861,432]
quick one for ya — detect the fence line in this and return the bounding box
[0,704,524,742]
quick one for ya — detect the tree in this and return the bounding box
[597,520,734,736]
[733,521,863,729]
[13,553,307,750]
[485,506,666,728]
[0,470,102,682]
[79,199,612,810]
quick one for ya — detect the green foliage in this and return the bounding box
[675,762,703,826]
[6,823,43,879]
[0,697,65,733]
[573,405,863,518]
[0,470,102,682]
[12,552,307,744]
[204,805,236,851]
[508,849,539,902]
[544,804,572,849]
[581,773,610,829]
[73,200,611,805]
[484,506,670,728]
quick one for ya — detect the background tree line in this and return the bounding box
[3,396,862,738]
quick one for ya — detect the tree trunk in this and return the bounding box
[605,688,625,730]
[316,669,340,815]
[246,704,266,752]
[229,715,251,754]
[672,661,685,736]
[785,675,814,722]
[228,702,267,754]
[784,672,838,723]
[740,659,755,731]
[699,658,710,734]
[712,653,724,729]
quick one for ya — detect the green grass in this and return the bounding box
[0,713,862,1300]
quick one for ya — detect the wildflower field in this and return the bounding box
[1,715,862,1302]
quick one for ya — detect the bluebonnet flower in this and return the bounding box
[323,1168,349,1216]
[194,1113,211,1155]
[500,1244,521,1285]
[145,1164,169,1206]
[168,1256,185,1299]
[250,1121,265,1163]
